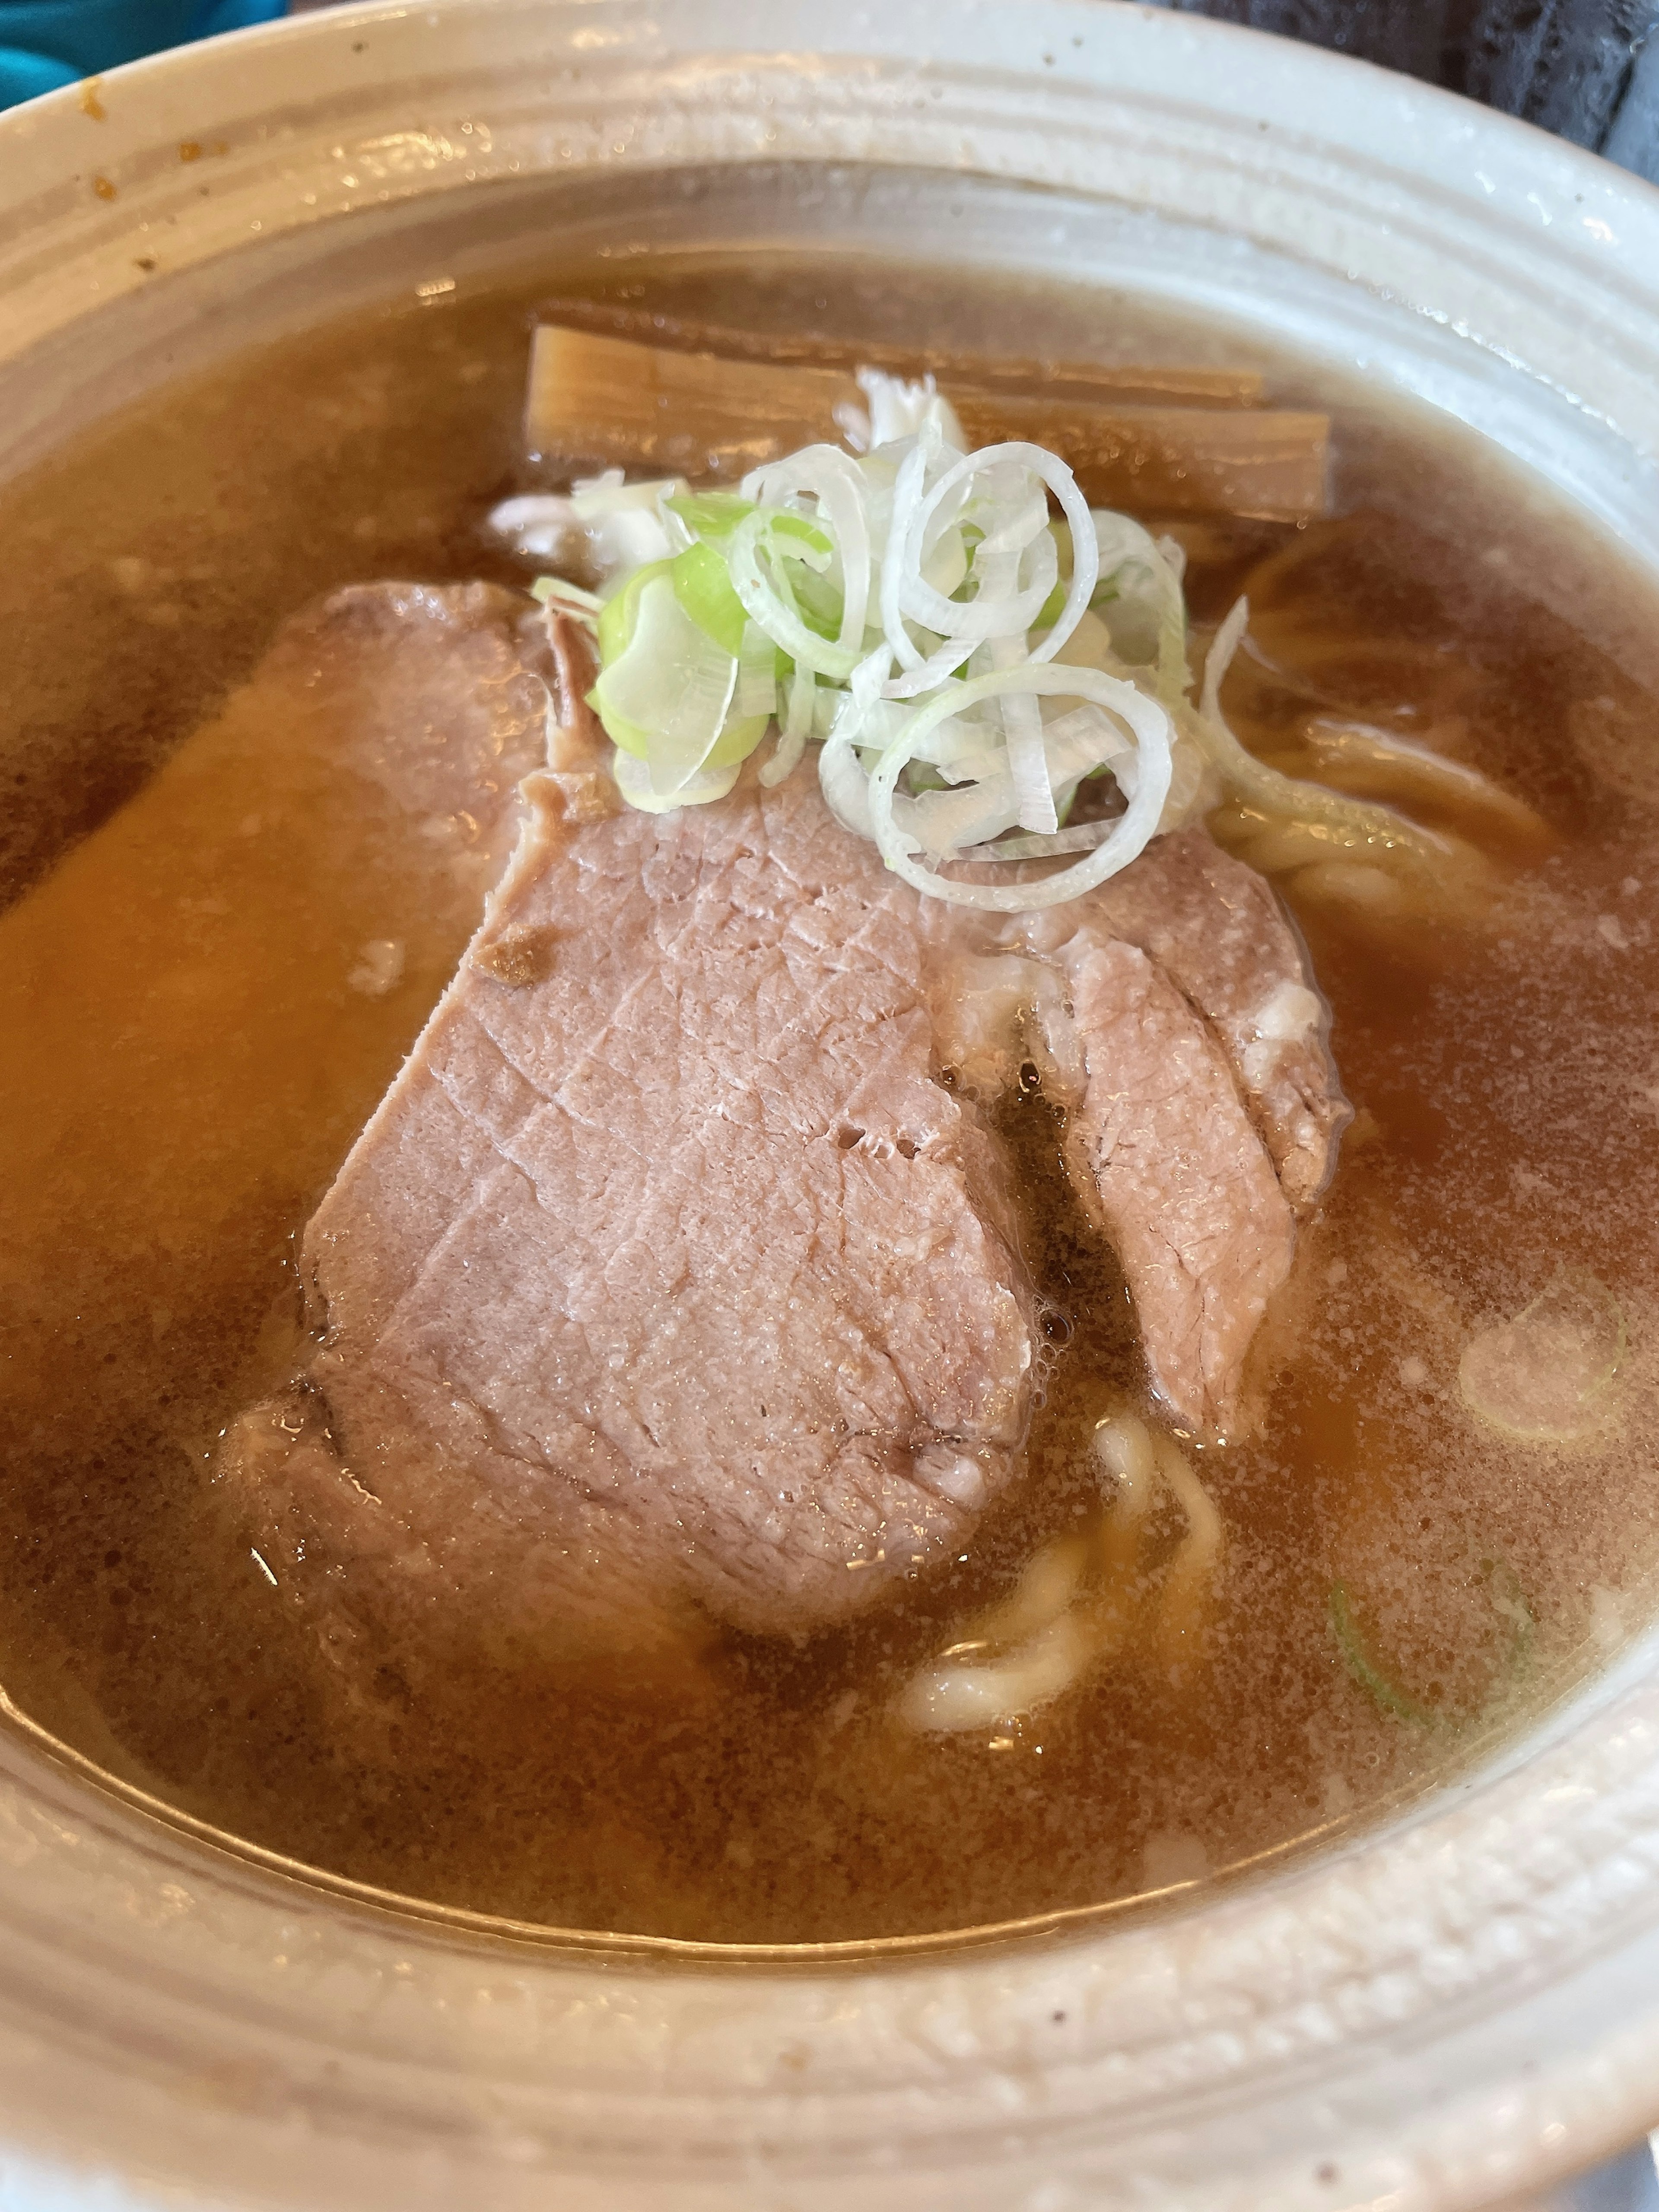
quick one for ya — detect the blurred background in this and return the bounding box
[2,0,1658,172]
[1151,0,1659,180]
[1,0,1657,2202]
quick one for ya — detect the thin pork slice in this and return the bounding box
[222,715,1038,1655]
[1084,826,1348,1209]
[0,581,551,1459]
[925,823,1344,1434]
[1048,930,1295,1437]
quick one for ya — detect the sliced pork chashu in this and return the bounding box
[224,677,1039,1653]
[929,829,1347,1436]
[0,582,548,1455]
[1084,827,1346,1207]
[222,604,1345,1667]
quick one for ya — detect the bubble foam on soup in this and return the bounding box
[1,252,1657,1945]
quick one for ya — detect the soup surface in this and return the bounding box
[3,239,1658,1945]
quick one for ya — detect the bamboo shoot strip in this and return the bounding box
[527,327,1331,521]
[531,295,1268,407]
[528,324,855,477]
[951,394,1328,523]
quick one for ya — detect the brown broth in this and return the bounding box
[2,250,1659,1946]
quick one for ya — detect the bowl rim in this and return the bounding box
[3,4,1659,2207]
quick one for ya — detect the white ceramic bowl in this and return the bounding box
[4,5,1659,2206]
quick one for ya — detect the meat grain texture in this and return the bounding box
[928,828,1347,1438]
[222,596,1344,1671]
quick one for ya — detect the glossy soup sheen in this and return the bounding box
[2,253,1657,1946]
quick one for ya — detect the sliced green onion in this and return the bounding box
[771,512,833,556]
[530,575,604,614]
[760,666,817,788]
[665,490,757,544]
[1457,1272,1624,1443]
[612,746,741,812]
[1329,1583,1438,1727]
[595,557,671,673]
[671,540,749,657]
[522,370,1460,912]
[1330,1562,1535,1729]
[865,664,1172,912]
[590,573,739,794]
[727,510,861,681]
[736,620,779,721]
[1090,515,1187,700]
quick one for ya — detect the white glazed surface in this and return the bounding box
[3,5,1659,2206]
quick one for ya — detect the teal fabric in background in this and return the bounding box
[0,0,283,109]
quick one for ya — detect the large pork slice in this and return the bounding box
[0,581,550,1459]
[222,602,1346,1663]
[223,713,1039,1653]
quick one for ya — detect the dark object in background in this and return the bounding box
[1161,0,1659,181]
[6,0,1654,179]
[1560,2140,1659,2212]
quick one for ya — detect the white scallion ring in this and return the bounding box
[867,665,1173,911]
[896,440,1098,655]
[727,510,862,683]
